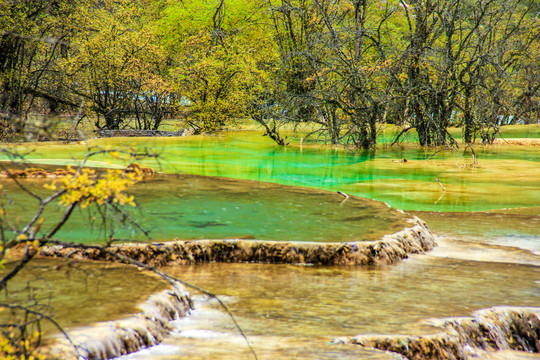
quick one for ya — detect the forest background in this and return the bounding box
[1,0,539,148]
[1,1,540,358]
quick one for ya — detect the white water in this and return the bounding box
[117,296,405,360]
[114,229,540,359]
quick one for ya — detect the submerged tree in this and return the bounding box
[0,0,537,143]
[262,0,539,148]
[265,0,404,148]
[390,0,539,146]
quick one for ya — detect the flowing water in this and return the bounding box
[117,240,540,359]
[0,258,169,335]
[111,205,540,359]
[1,132,539,359]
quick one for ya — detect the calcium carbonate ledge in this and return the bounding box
[42,282,193,360]
[40,217,436,266]
[334,307,540,360]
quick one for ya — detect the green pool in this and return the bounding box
[3,131,539,212]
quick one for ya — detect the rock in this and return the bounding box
[97,130,189,138]
[43,282,193,360]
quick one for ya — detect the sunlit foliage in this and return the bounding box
[57,168,141,208]
[0,329,44,360]
[158,0,278,132]
[0,0,538,143]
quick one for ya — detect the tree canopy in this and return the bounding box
[1,0,539,147]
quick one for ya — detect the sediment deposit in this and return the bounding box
[337,307,540,360]
[40,218,436,266]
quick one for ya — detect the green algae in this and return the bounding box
[1,130,538,359]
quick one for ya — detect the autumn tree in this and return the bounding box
[391,0,539,146]
[459,0,540,143]
[62,0,175,131]
[0,0,82,140]
[0,145,151,358]
[265,0,407,148]
[159,0,278,133]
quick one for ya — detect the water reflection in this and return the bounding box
[2,134,539,359]
[5,132,540,211]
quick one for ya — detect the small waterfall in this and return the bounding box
[40,218,437,266]
[339,307,540,360]
[443,307,540,354]
[45,283,193,360]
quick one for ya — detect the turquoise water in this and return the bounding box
[0,174,409,243]
[2,132,539,360]
[3,131,539,211]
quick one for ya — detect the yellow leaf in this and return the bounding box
[44,182,57,190]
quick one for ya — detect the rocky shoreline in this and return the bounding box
[35,219,540,360]
[35,218,436,359]
[40,218,436,266]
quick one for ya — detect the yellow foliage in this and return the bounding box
[43,182,57,191]
[0,331,44,360]
[29,240,40,253]
[59,168,141,209]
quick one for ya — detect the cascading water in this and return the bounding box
[2,133,539,360]
[114,237,539,360]
[46,283,193,360]
[346,307,540,359]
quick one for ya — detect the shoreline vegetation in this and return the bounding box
[1,0,538,149]
[7,120,540,141]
